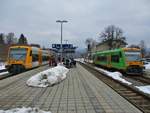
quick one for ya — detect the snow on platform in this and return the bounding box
[0,63,142,113]
[0,62,6,71]
[0,107,51,113]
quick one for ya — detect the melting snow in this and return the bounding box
[135,85,150,94]
[144,63,150,69]
[0,71,9,76]
[94,67,132,85]
[26,65,69,87]
[0,62,6,70]
[0,107,51,113]
[75,58,85,64]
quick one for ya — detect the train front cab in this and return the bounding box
[123,48,144,75]
[6,46,30,74]
[6,46,41,74]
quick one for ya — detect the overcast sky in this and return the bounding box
[0,0,150,50]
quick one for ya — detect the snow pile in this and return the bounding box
[144,63,150,69]
[75,58,85,63]
[94,67,132,85]
[89,60,93,63]
[26,65,69,87]
[135,85,150,94]
[0,62,6,70]
[0,107,51,113]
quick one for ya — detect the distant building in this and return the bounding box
[91,40,127,53]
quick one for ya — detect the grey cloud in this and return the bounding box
[0,0,150,49]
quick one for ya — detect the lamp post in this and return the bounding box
[56,20,68,63]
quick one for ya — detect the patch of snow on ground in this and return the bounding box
[26,65,69,87]
[0,62,6,70]
[0,107,51,113]
[0,71,9,76]
[135,85,150,94]
[94,67,132,85]
[144,63,150,69]
[75,58,85,63]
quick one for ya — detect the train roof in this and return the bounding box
[95,48,141,54]
[9,45,42,50]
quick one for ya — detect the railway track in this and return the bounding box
[79,62,150,113]
[86,61,150,85]
[0,65,49,80]
[124,75,150,85]
[0,73,12,80]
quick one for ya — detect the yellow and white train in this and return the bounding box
[5,45,51,74]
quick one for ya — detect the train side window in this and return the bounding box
[119,52,122,57]
[111,55,119,63]
[97,55,107,62]
[32,54,38,62]
[30,51,32,56]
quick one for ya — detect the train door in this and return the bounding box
[107,54,111,68]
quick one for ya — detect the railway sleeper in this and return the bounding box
[80,62,150,113]
[131,100,150,106]
[121,93,139,96]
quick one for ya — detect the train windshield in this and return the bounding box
[9,48,27,60]
[125,51,141,61]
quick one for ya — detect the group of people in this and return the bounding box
[49,56,76,68]
[49,56,57,66]
[63,58,76,68]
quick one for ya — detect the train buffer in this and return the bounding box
[0,64,143,113]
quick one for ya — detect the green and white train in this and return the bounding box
[93,48,144,75]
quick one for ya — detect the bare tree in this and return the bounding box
[100,25,127,49]
[85,38,93,52]
[85,38,97,60]
[139,40,146,57]
[6,32,15,44]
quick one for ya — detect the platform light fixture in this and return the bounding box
[56,20,68,63]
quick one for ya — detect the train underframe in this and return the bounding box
[93,63,144,75]
[6,64,26,74]
[126,66,144,75]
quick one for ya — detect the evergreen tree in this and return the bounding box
[0,33,5,44]
[18,34,28,44]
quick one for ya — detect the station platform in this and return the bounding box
[0,64,142,113]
